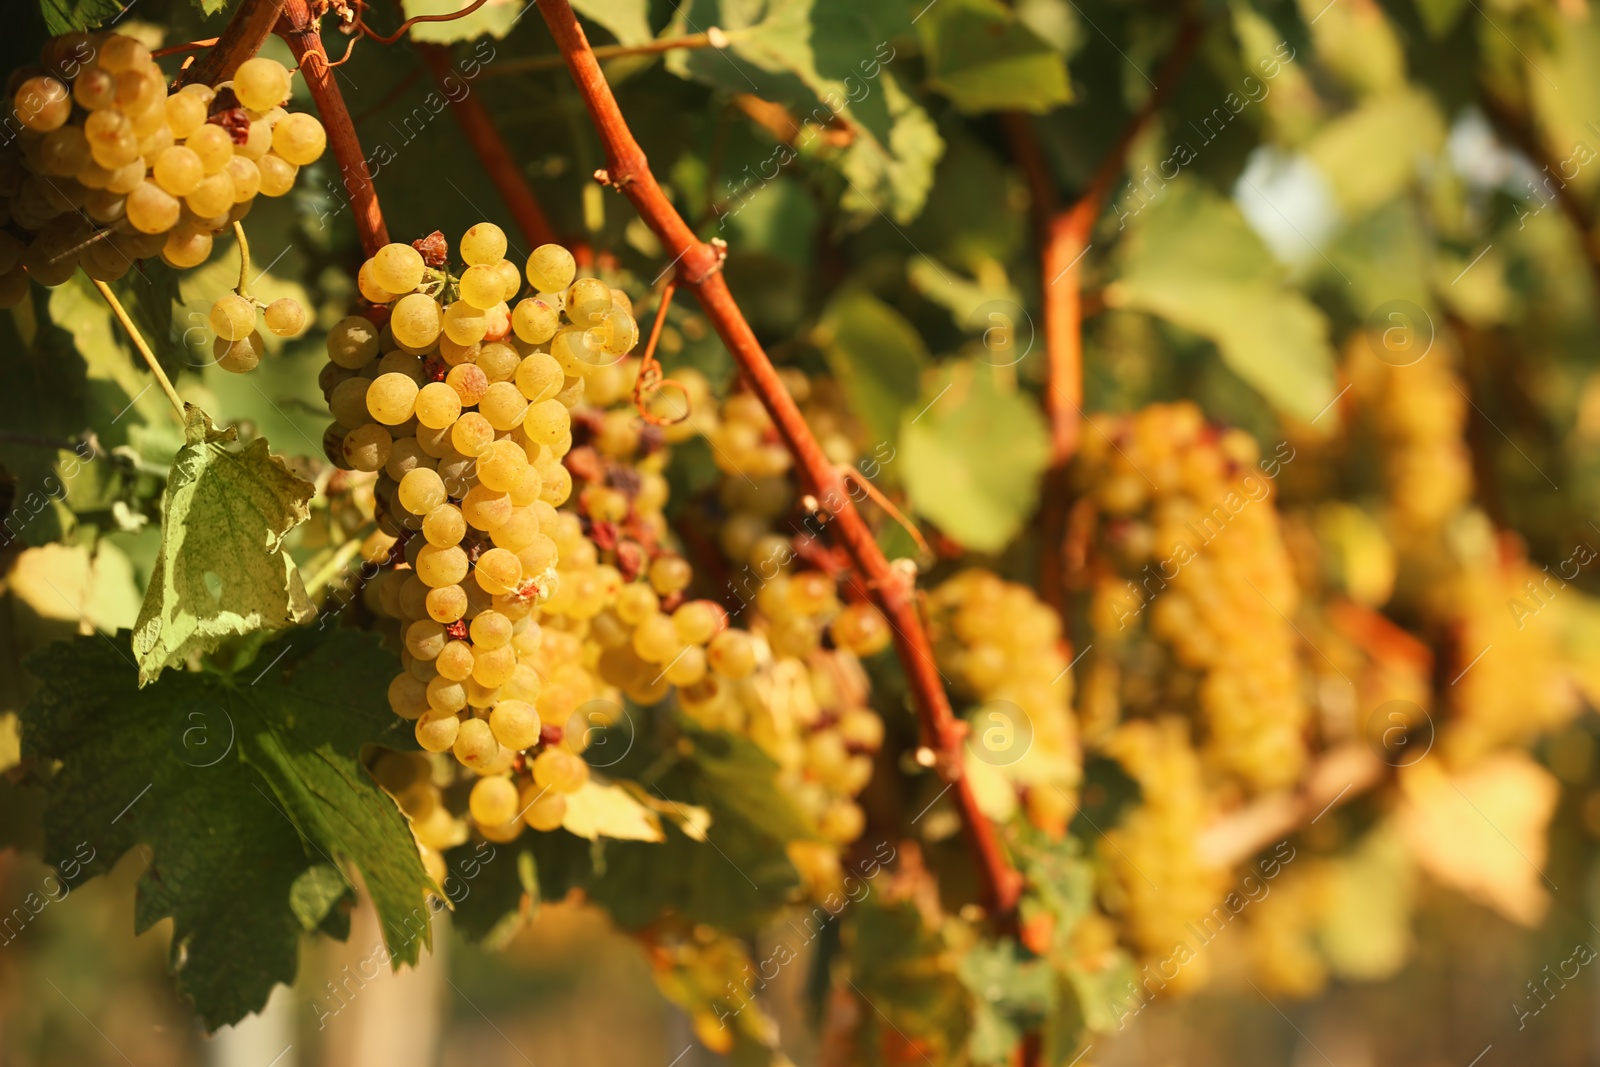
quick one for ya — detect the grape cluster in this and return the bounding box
[0,34,325,303]
[1100,716,1228,995]
[208,289,307,373]
[927,569,1081,834]
[1077,402,1309,792]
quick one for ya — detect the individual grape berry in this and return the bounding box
[13,77,71,132]
[271,113,328,166]
[187,124,236,175]
[458,264,503,310]
[225,157,261,202]
[525,242,576,293]
[210,293,258,342]
[372,242,426,294]
[98,34,151,72]
[489,700,541,750]
[475,548,523,596]
[327,315,380,368]
[234,56,293,111]
[831,602,892,656]
[214,330,265,374]
[533,747,589,794]
[390,292,442,348]
[708,629,756,678]
[152,145,203,196]
[126,181,181,234]
[165,92,208,137]
[469,775,519,825]
[161,228,213,269]
[366,371,420,425]
[257,153,297,197]
[566,277,612,326]
[341,423,391,472]
[415,544,469,588]
[74,68,118,111]
[521,785,567,831]
[442,300,487,346]
[414,380,461,429]
[398,467,448,515]
[262,298,307,337]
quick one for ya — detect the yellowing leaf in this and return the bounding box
[8,542,140,633]
[1317,822,1414,981]
[1397,752,1558,926]
[132,406,314,685]
[562,780,667,842]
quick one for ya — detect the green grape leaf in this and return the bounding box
[19,628,431,1030]
[1305,89,1446,216]
[38,0,127,33]
[847,897,972,1063]
[817,290,930,451]
[401,0,526,42]
[1107,178,1338,424]
[919,0,1072,114]
[132,405,314,686]
[572,0,654,45]
[959,940,1056,1066]
[289,863,353,933]
[900,360,1050,553]
[666,0,944,223]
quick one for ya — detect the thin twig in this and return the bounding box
[177,0,289,87]
[233,221,253,298]
[633,280,688,425]
[275,0,390,257]
[152,37,220,59]
[358,0,490,45]
[538,0,1023,920]
[480,30,732,77]
[91,277,185,421]
[414,43,558,247]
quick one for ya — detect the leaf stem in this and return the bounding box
[90,276,185,422]
[233,221,252,300]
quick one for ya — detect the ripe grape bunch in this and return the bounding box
[0,33,327,303]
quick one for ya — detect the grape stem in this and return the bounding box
[537,0,1025,920]
[233,221,253,300]
[413,42,559,248]
[275,0,392,257]
[90,276,185,421]
[480,29,737,77]
[303,532,369,598]
[174,0,289,87]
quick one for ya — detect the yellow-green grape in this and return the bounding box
[446,363,489,407]
[491,259,522,302]
[515,352,564,403]
[664,645,707,686]
[491,505,540,549]
[631,615,681,664]
[271,112,327,166]
[214,331,265,374]
[462,485,513,531]
[522,399,570,446]
[673,601,722,645]
[238,118,273,161]
[616,583,659,626]
[512,296,559,345]
[387,674,430,719]
[459,222,508,267]
[372,242,426,294]
[256,153,297,197]
[458,263,503,310]
[507,468,544,510]
[233,56,292,111]
[74,68,117,111]
[469,775,520,825]
[475,548,523,596]
[125,181,179,234]
[391,292,443,348]
[708,629,756,679]
[479,381,529,433]
[84,109,137,168]
[210,293,257,342]
[366,371,420,425]
[521,785,567,831]
[549,326,600,377]
[450,411,496,457]
[452,717,498,771]
[525,242,576,293]
[327,315,380,369]
[540,465,573,507]
[342,423,391,472]
[532,747,589,794]
[436,640,475,681]
[469,610,513,649]
[186,124,234,174]
[262,298,306,337]
[152,145,203,196]
[477,341,519,382]
[398,467,448,515]
[416,544,469,588]
[164,92,207,137]
[415,711,460,753]
[98,34,151,72]
[566,277,611,327]
[39,127,88,177]
[405,619,447,660]
[489,700,541,750]
[357,260,393,303]
[649,555,693,597]
[422,503,466,548]
[427,585,468,624]
[426,674,468,714]
[13,76,70,132]
[225,157,261,202]
[442,300,487,346]
[184,172,235,219]
[477,438,527,492]
[593,307,639,358]
[414,381,462,429]
[839,708,885,751]
[161,228,212,269]
[327,378,370,426]
[472,644,517,687]
[832,602,891,656]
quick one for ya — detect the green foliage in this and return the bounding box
[37,0,125,34]
[1108,178,1338,424]
[817,289,931,449]
[959,940,1056,1065]
[901,360,1051,552]
[132,407,314,685]
[19,628,430,1028]
[920,0,1073,114]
